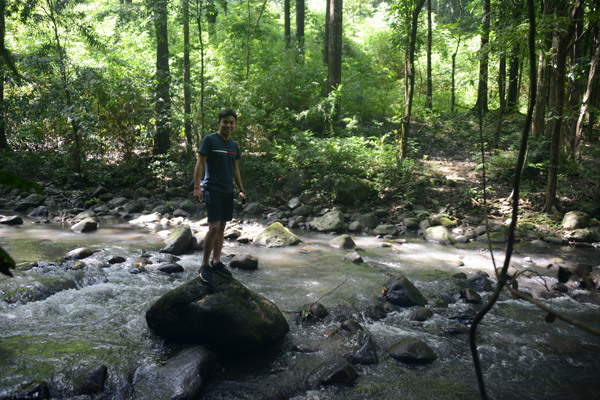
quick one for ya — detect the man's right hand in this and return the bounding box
[194,187,203,202]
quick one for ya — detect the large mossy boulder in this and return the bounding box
[423,225,455,245]
[254,222,301,247]
[562,211,591,230]
[145,274,290,353]
[309,210,345,233]
[382,273,428,307]
[160,224,193,255]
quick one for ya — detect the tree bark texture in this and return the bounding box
[183,0,193,151]
[475,0,490,113]
[153,0,171,155]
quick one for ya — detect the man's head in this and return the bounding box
[217,109,237,139]
[218,109,237,122]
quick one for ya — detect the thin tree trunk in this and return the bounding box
[327,0,342,121]
[542,0,581,213]
[506,44,520,112]
[475,0,490,113]
[284,0,290,48]
[574,20,600,161]
[0,0,7,150]
[425,0,432,110]
[153,0,171,155]
[494,54,506,150]
[183,0,193,152]
[324,0,330,64]
[563,4,584,158]
[296,0,305,54]
[194,0,206,142]
[399,0,425,159]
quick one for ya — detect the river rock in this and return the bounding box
[145,275,290,353]
[354,213,379,230]
[566,227,600,243]
[319,363,358,386]
[132,346,217,400]
[254,222,301,247]
[382,274,428,307]
[292,204,313,217]
[309,210,345,232]
[344,252,363,264]
[389,337,437,364]
[288,197,301,209]
[562,211,590,230]
[476,231,506,244]
[14,193,45,212]
[28,206,49,218]
[460,288,482,304]
[336,178,372,205]
[0,272,81,304]
[230,254,259,270]
[341,320,378,365]
[64,247,99,260]
[243,202,262,214]
[71,217,99,233]
[373,224,398,236]
[107,197,128,208]
[134,187,153,199]
[423,225,455,245]
[71,365,108,396]
[158,263,184,274]
[329,234,356,249]
[160,224,193,255]
[0,215,24,225]
[403,217,420,230]
[165,186,188,199]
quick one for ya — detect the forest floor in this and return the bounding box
[399,112,600,236]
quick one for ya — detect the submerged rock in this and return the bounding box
[388,337,437,364]
[145,274,289,353]
[382,274,428,307]
[132,346,217,400]
[71,365,108,396]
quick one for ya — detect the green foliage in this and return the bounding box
[272,130,412,201]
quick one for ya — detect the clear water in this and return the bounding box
[1,219,599,399]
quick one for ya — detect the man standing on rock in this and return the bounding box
[193,109,246,283]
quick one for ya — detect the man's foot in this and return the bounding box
[199,265,213,283]
[212,261,232,277]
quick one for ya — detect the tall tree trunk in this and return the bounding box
[327,0,342,121]
[284,0,291,48]
[194,0,206,141]
[475,0,490,113]
[296,0,305,54]
[324,0,330,64]
[153,0,171,155]
[183,0,193,152]
[206,0,217,38]
[542,0,581,213]
[425,0,432,110]
[399,0,425,159]
[506,44,520,112]
[563,3,584,158]
[0,0,7,150]
[494,54,506,149]
[574,16,599,161]
[532,1,553,137]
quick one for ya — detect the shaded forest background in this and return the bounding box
[1,0,599,220]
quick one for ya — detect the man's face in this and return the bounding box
[218,115,237,138]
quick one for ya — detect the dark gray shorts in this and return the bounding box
[203,189,234,222]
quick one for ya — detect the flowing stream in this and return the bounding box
[1,218,599,399]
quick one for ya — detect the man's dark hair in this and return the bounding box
[218,109,237,121]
